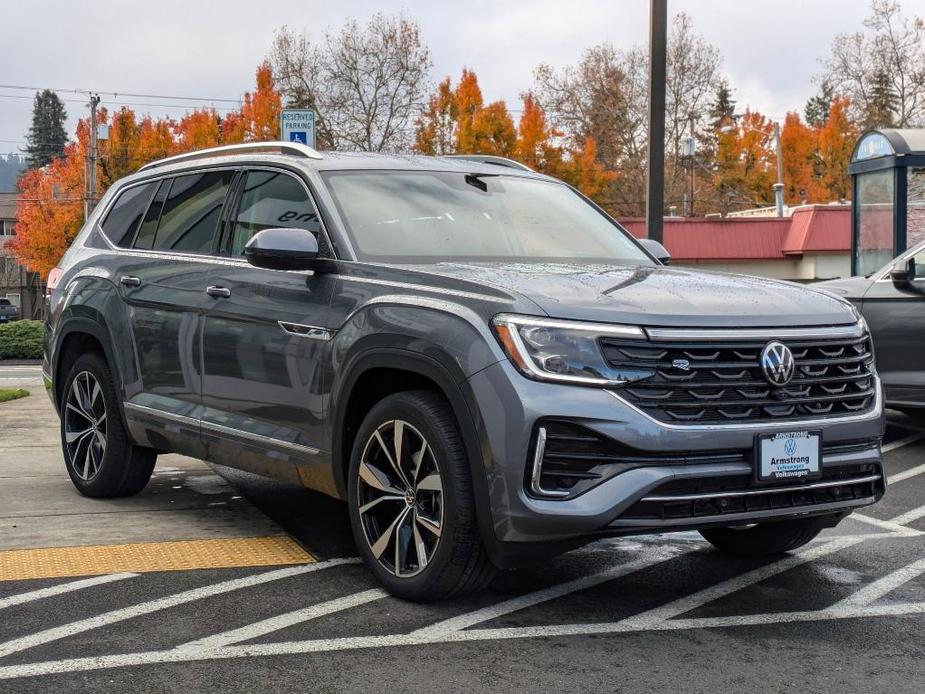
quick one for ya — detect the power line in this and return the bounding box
[0,84,242,104]
[0,93,240,112]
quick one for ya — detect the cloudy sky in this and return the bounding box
[1,0,922,154]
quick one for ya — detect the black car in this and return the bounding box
[44,142,885,600]
[818,240,925,411]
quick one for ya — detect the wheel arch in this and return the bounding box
[331,347,498,553]
[52,317,120,413]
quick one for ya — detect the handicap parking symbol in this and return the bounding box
[289,131,308,145]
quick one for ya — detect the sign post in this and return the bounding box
[280,109,316,148]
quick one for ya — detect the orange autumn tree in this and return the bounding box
[416,74,613,202]
[516,94,614,198]
[713,109,777,210]
[223,62,282,143]
[815,97,858,201]
[780,111,826,204]
[11,64,284,279]
[9,124,88,276]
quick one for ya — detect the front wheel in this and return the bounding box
[347,390,495,601]
[61,352,156,498]
[699,517,827,557]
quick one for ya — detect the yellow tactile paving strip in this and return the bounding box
[0,536,315,581]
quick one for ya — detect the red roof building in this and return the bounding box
[619,205,851,281]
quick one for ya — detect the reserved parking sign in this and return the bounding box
[280,109,316,148]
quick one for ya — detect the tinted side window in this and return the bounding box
[100,183,157,247]
[151,171,234,254]
[133,180,169,250]
[229,171,319,256]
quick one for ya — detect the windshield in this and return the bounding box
[321,170,652,265]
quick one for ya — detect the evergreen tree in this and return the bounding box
[804,81,834,128]
[865,68,898,128]
[709,81,736,129]
[23,90,68,169]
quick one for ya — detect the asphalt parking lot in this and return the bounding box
[2,364,925,693]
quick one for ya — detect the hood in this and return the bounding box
[813,276,872,302]
[400,262,859,328]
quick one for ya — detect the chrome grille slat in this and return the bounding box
[602,333,877,425]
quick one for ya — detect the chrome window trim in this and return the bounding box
[92,164,338,265]
[641,473,882,502]
[644,324,865,341]
[607,375,883,431]
[123,402,321,455]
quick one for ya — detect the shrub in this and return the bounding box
[0,320,44,360]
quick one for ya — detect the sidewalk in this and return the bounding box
[0,372,294,561]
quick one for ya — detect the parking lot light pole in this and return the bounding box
[646,0,668,243]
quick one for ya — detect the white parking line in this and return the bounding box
[882,431,925,453]
[617,535,865,629]
[0,574,137,611]
[888,461,925,483]
[414,547,680,639]
[0,558,357,659]
[182,588,387,649]
[889,503,925,527]
[830,557,925,609]
[3,598,925,680]
[850,513,924,535]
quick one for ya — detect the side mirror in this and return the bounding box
[889,258,914,289]
[244,228,324,271]
[640,238,671,265]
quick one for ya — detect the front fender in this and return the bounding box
[327,299,507,556]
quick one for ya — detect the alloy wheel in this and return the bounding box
[356,419,444,577]
[64,370,107,481]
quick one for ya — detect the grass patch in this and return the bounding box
[0,388,29,403]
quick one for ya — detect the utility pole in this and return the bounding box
[773,121,784,217]
[646,0,667,242]
[84,93,100,221]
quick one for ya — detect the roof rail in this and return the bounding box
[138,141,323,172]
[444,154,533,172]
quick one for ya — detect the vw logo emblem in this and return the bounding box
[761,341,795,386]
[784,438,797,456]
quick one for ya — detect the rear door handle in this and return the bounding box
[120,276,141,287]
[205,286,231,298]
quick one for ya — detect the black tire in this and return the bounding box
[60,352,156,498]
[699,517,826,557]
[347,390,496,601]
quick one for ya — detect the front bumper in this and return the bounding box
[467,360,885,545]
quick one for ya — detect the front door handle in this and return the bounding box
[205,286,231,298]
[120,276,141,287]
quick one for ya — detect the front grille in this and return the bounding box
[602,333,876,425]
[620,463,883,521]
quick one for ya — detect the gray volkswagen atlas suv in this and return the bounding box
[44,142,885,600]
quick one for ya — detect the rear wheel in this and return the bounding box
[61,353,156,498]
[347,390,495,601]
[699,517,826,557]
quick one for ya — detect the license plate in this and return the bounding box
[756,430,822,482]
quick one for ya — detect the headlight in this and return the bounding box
[492,314,645,386]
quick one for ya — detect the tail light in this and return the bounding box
[46,267,63,299]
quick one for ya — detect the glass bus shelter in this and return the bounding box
[850,129,925,276]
